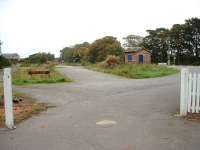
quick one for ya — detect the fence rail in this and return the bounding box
[187,73,200,113]
[180,69,200,115]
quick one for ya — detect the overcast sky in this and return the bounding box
[0,0,199,58]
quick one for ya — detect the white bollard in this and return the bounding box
[180,68,189,116]
[3,68,15,129]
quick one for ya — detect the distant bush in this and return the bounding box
[0,55,11,69]
[99,55,120,68]
[25,52,55,64]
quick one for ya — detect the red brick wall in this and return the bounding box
[125,50,151,64]
[133,50,151,64]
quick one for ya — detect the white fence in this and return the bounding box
[180,68,200,116]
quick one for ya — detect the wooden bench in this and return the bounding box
[28,70,50,76]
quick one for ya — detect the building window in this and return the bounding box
[127,53,133,62]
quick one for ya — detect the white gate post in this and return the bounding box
[180,68,189,116]
[3,68,15,129]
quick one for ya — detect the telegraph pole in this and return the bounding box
[166,38,171,65]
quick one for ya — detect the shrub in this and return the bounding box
[99,55,120,68]
[0,55,11,69]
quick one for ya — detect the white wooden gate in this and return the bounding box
[180,68,200,116]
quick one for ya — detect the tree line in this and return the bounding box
[61,17,200,65]
[142,18,200,65]
[60,36,124,63]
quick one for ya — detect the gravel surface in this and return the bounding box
[1,65,200,150]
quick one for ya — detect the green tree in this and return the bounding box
[60,47,74,62]
[184,18,200,58]
[142,28,169,63]
[123,34,143,49]
[89,36,123,63]
[169,24,187,64]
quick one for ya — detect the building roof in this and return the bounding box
[124,47,151,54]
[2,53,20,60]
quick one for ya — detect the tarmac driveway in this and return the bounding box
[1,65,200,150]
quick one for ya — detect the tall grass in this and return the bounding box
[86,64,178,79]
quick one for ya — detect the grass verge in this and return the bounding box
[0,88,48,127]
[85,64,178,79]
[12,66,72,85]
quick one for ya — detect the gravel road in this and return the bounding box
[0,65,200,150]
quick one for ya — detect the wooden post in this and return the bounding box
[180,68,189,116]
[3,68,15,129]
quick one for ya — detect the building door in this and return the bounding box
[139,55,144,64]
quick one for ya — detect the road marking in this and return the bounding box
[96,120,117,127]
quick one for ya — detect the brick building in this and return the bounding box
[2,53,20,61]
[124,47,151,64]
